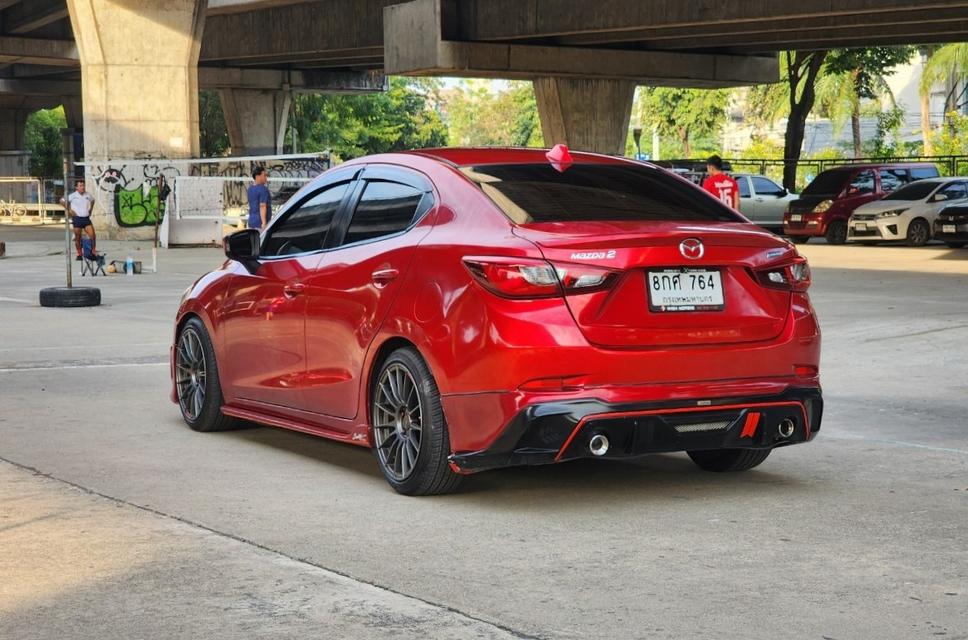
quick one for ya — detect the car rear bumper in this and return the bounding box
[448,386,822,474]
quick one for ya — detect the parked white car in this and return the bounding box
[848,178,968,246]
[734,174,798,231]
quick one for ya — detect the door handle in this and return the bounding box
[371,268,399,288]
[283,283,306,298]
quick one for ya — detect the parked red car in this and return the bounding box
[784,163,939,244]
[172,147,823,495]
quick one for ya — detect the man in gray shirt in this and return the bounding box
[61,179,98,260]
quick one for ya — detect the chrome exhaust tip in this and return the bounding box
[589,434,610,457]
[778,419,796,439]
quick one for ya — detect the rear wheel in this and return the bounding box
[687,448,772,472]
[945,242,966,249]
[825,220,848,245]
[175,317,238,432]
[371,348,461,496]
[788,236,810,245]
[906,218,931,247]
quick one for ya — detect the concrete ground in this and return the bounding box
[1,224,966,640]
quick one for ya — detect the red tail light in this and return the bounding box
[463,257,618,299]
[754,256,811,292]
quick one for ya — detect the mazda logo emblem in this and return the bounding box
[679,238,704,260]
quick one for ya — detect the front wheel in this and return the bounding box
[906,218,931,247]
[371,348,461,496]
[825,220,848,245]
[687,448,772,472]
[175,317,239,432]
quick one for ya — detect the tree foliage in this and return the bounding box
[289,77,449,161]
[636,87,730,157]
[24,107,66,179]
[199,90,229,158]
[444,80,542,147]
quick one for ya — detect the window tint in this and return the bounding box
[343,181,425,245]
[802,169,852,196]
[879,169,908,192]
[938,181,968,201]
[461,164,742,224]
[848,170,876,195]
[911,166,941,180]
[262,183,348,257]
[737,177,751,198]
[884,180,941,201]
[751,176,785,197]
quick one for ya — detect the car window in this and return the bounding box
[883,180,941,201]
[879,169,908,193]
[938,181,968,201]
[751,176,784,197]
[848,170,876,195]
[342,181,426,245]
[461,163,743,223]
[911,166,941,180]
[737,177,750,198]
[262,182,349,257]
[802,169,852,197]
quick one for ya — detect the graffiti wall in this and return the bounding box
[82,154,330,228]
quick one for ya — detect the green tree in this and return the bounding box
[920,44,968,155]
[199,90,229,158]
[636,87,730,158]
[24,107,66,179]
[781,50,830,190]
[289,77,449,161]
[444,80,542,147]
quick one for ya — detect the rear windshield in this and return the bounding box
[460,163,742,224]
[802,169,852,197]
[883,180,941,201]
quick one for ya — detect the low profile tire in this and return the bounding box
[39,286,100,308]
[687,448,772,473]
[788,236,810,244]
[371,347,461,496]
[825,220,848,245]
[175,317,238,433]
[945,242,966,249]
[906,218,931,247]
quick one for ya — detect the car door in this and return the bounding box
[929,181,968,220]
[301,166,436,421]
[219,173,357,412]
[749,176,788,227]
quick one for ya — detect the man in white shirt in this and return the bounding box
[61,179,98,260]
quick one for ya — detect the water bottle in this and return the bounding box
[125,254,134,276]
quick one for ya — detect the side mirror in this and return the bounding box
[934,194,948,202]
[224,229,261,273]
[779,188,789,197]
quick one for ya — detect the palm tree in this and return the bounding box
[817,68,896,157]
[920,43,968,154]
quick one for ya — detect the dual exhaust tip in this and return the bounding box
[587,418,796,456]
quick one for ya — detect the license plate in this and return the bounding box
[855,223,868,231]
[790,214,803,222]
[943,225,957,233]
[648,269,725,312]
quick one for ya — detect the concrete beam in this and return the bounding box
[5,0,71,35]
[0,36,78,67]
[206,0,319,15]
[456,0,968,41]
[198,67,387,92]
[0,78,80,96]
[385,0,778,86]
[219,87,291,155]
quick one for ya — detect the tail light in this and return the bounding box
[463,257,618,299]
[754,256,811,292]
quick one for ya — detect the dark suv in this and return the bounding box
[784,163,940,244]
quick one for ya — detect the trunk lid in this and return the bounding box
[514,221,795,348]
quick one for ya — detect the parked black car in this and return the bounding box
[934,203,968,248]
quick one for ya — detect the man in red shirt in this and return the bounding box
[702,155,740,211]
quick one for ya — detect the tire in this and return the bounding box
[825,220,848,245]
[39,286,100,308]
[945,242,966,249]
[370,347,461,496]
[906,218,931,247]
[788,236,810,244]
[687,448,772,473]
[174,317,239,433]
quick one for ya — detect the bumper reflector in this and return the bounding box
[740,412,761,438]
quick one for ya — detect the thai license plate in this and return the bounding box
[855,223,868,231]
[790,214,803,222]
[943,225,957,233]
[648,269,725,312]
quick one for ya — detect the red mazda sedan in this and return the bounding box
[171,147,822,495]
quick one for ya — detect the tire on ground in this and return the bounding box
[687,448,772,472]
[371,347,462,496]
[175,316,239,433]
[825,220,848,245]
[906,218,931,247]
[39,286,101,308]
[788,236,810,244]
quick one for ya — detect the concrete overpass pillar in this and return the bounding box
[533,78,637,155]
[66,0,205,160]
[218,88,291,156]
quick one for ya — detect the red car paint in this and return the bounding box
[172,148,822,470]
